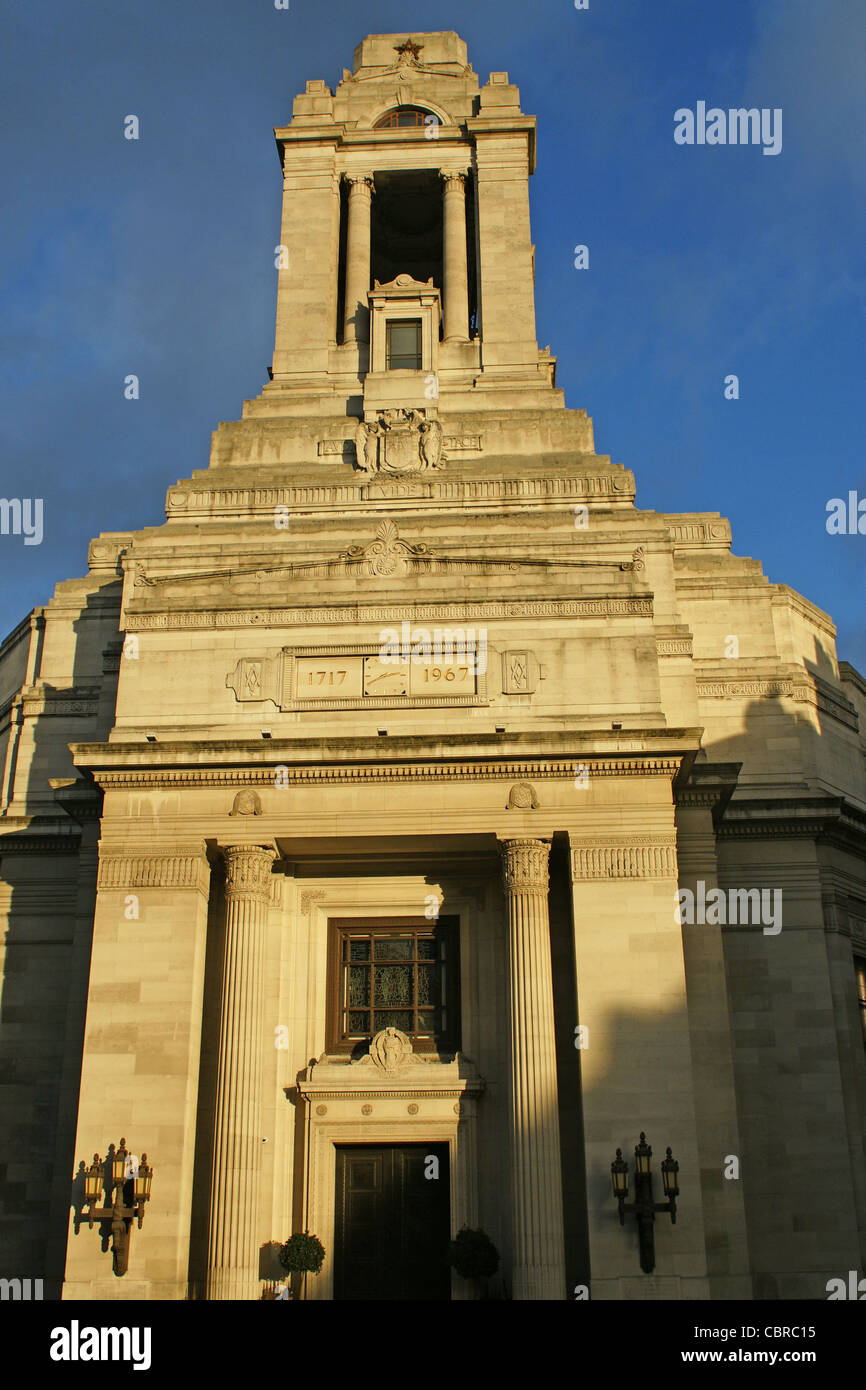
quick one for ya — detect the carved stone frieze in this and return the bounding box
[93,755,685,791]
[165,474,634,514]
[130,596,653,632]
[570,837,678,881]
[20,686,100,718]
[97,848,211,895]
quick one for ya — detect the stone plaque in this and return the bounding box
[282,646,485,708]
[295,656,364,700]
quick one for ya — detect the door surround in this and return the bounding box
[295,1047,484,1299]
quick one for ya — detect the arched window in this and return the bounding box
[374,107,433,129]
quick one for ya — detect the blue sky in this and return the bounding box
[1,0,864,665]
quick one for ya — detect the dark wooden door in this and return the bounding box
[334,1143,451,1300]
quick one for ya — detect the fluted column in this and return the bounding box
[206,844,276,1300]
[500,837,567,1300]
[343,175,374,344]
[441,172,469,342]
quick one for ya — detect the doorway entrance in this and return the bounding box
[334,1143,451,1300]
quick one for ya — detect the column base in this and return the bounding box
[205,1270,261,1301]
[513,1267,567,1301]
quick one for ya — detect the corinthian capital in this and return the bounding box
[500,838,551,894]
[222,845,276,901]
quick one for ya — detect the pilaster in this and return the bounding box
[62,841,211,1300]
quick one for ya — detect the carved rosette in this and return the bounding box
[223,845,276,901]
[500,838,550,895]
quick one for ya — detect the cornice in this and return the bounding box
[0,830,82,856]
[296,1086,475,1101]
[716,797,866,854]
[81,755,687,791]
[19,685,101,719]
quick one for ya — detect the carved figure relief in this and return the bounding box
[353,1027,426,1076]
[230,790,262,816]
[353,410,444,476]
[370,1027,415,1074]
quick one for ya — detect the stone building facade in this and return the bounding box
[1,31,865,1301]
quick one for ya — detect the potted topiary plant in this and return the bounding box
[278,1231,326,1300]
[448,1226,500,1298]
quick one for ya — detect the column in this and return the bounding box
[206,844,276,1301]
[499,837,567,1299]
[441,172,469,342]
[343,175,374,344]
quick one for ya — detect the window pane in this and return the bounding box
[386,320,422,370]
[347,965,370,1007]
[349,939,370,961]
[374,1009,413,1032]
[415,1009,439,1035]
[416,964,439,1005]
[348,1011,370,1033]
[418,938,437,960]
[374,965,412,1005]
[374,937,413,960]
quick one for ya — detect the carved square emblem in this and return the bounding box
[502,649,538,694]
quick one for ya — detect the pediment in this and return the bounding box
[372,273,434,292]
[131,526,646,590]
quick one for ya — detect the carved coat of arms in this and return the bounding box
[354,410,444,476]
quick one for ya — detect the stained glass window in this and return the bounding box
[329,920,458,1052]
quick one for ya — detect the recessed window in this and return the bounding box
[327,918,459,1054]
[374,107,431,129]
[857,958,866,1048]
[386,318,422,370]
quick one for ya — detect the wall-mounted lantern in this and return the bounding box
[82,1138,153,1276]
[610,1132,679,1273]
